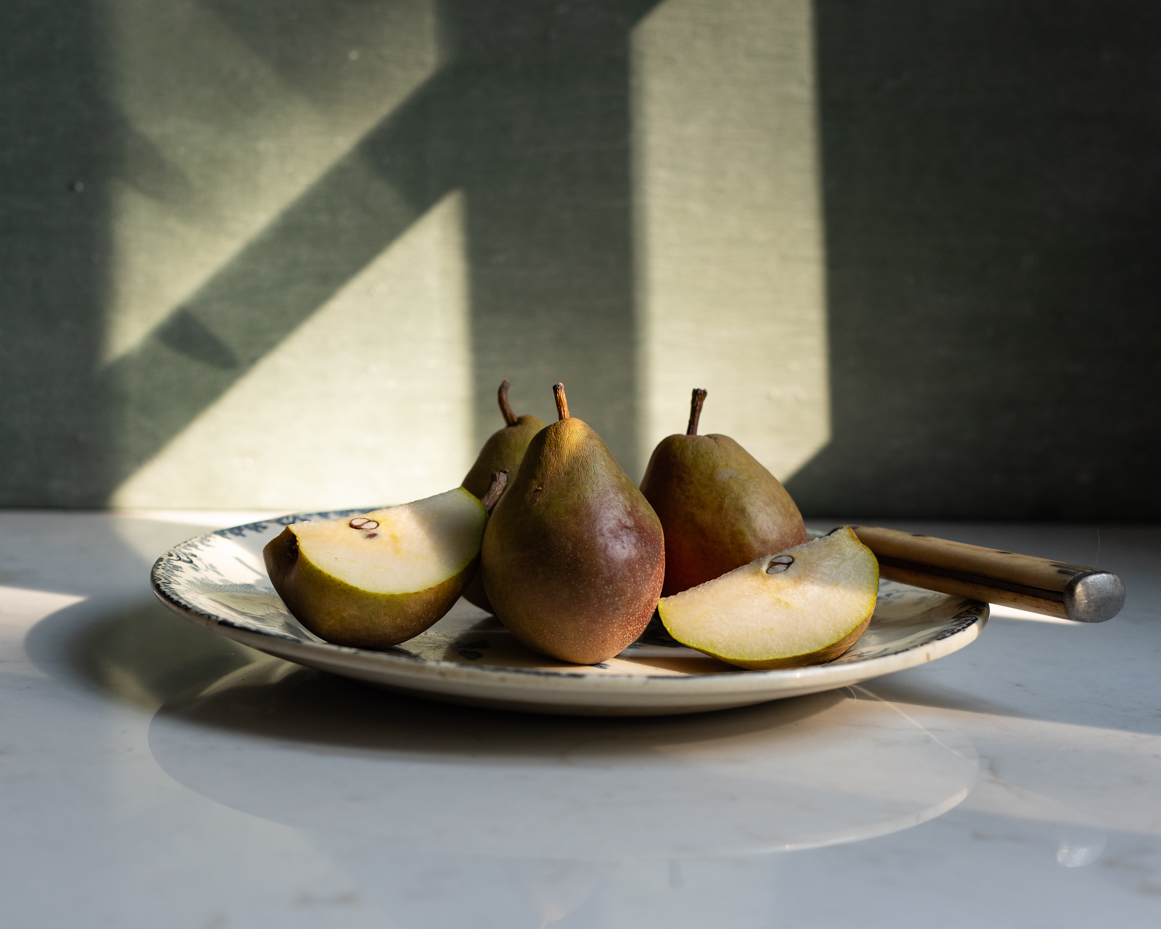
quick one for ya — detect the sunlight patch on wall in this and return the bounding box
[110,191,473,510]
[632,0,829,482]
[100,0,441,363]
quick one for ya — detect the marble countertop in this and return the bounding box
[1,511,1158,928]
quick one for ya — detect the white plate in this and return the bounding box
[151,510,988,716]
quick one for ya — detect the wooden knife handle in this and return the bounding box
[849,526,1125,623]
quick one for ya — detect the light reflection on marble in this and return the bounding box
[1056,825,1109,868]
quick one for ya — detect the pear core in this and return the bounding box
[657,527,879,670]
[288,488,485,594]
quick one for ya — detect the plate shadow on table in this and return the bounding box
[145,656,979,862]
[23,594,257,712]
[22,570,843,746]
[25,570,1142,738]
[149,656,847,758]
[16,513,264,710]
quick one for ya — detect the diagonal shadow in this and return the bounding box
[99,66,452,494]
[97,0,662,502]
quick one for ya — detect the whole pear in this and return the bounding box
[482,383,665,665]
[460,379,546,611]
[462,379,546,498]
[640,388,808,597]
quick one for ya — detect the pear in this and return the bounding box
[481,383,665,665]
[640,388,808,596]
[658,527,879,669]
[462,379,547,498]
[264,474,508,649]
[460,379,547,612]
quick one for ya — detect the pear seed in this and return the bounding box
[349,517,379,530]
[766,554,794,574]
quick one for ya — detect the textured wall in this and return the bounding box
[786,0,1161,519]
[2,0,1158,516]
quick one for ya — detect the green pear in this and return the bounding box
[264,475,508,649]
[462,379,546,498]
[481,383,665,665]
[658,527,879,669]
[460,379,547,612]
[640,388,808,596]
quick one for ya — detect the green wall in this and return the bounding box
[787,0,1161,519]
[2,0,1157,517]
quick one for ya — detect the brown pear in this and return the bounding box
[460,379,546,611]
[481,383,665,664]
[640,388,807,597]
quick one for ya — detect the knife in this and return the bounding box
[822,526,1125,623]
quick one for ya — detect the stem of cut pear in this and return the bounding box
[553,382,570,420]
[481,470,509,512]
[497,378,518,427]
[687,388,708,435]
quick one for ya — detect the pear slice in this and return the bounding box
[264,483,501,649]
[657,527,879,669]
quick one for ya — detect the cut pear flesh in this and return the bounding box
[288,488,485,594]
[657,527,879,669]
[263,487,487,649]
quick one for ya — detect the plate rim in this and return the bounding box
[150,512,989,699]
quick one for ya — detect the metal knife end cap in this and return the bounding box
[1064,571,1125,623]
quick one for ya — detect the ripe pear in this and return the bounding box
[264,475,508,649]
[460,379,547,612]
[481,383,665,665]
[658,527,879,669]
[640,388,808,596]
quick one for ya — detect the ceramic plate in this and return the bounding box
[151,510,988,716]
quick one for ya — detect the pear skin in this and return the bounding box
[461,379,546,611]
[482,383,665,665]
[640,389,808,597]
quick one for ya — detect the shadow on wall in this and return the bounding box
[0,0,659,506]
[2,0,1160,516]
[0,0,115,503]
[787,0,1161,519]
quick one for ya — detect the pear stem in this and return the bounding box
[481,470,509,512]
[687,388,708,436]
[497,378,519,427]
[553,382,570,420]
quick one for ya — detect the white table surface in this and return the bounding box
[1,510,1158,928]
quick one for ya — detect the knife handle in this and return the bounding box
[849,525,1125,623]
